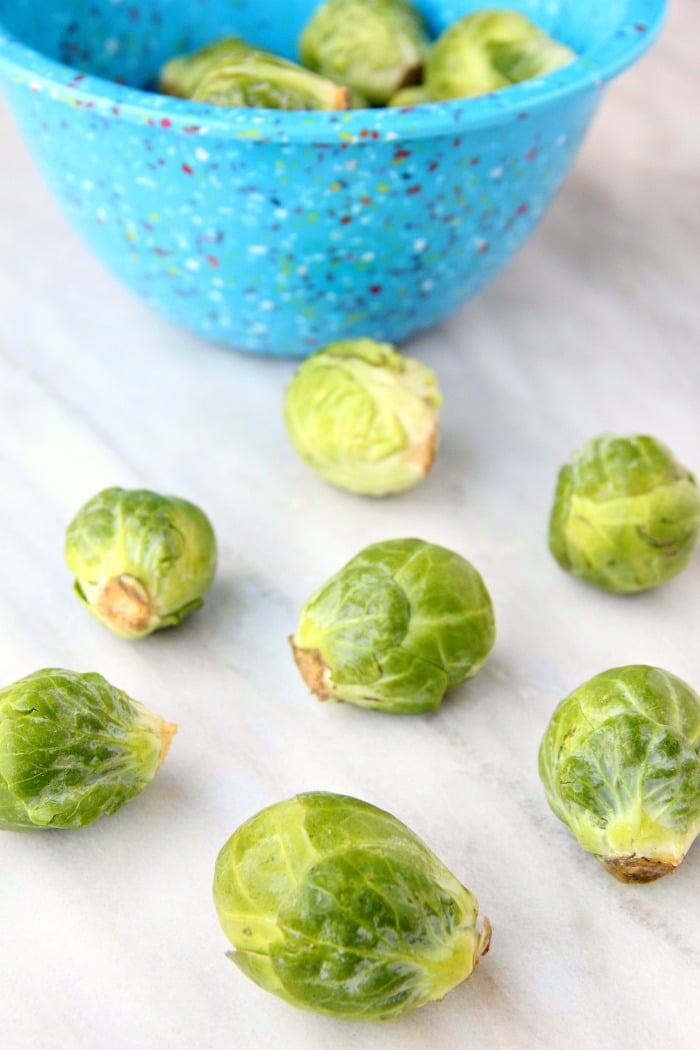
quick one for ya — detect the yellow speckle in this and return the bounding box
[376,183,390,193]
[239,130,262,139]
[307,213,318,222]
[149,213,161,222]
[338,132,354,141]
[330,182,341,191]
[168,266,180,276]
[125,230,138,242]
[130,253,140,263]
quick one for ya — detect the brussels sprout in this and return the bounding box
[388,85,433,107]
[538,665,700,882]
[290,538,495,713]
[158,35,250,98]
[0,668,176,830]
[284,339,442,496]
[424,9,576,101]
[65,487,217,639]
[299,0,429,106]
[213,792,491,1020]
[159,35,349,110]
[548,434,700,593]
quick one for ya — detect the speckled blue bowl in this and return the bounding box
[0,1,666,355]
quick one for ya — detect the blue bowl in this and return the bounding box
[0,1,666,355]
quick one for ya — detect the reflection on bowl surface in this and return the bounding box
[0,1,666,355]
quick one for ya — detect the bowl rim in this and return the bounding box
[0,0,667,143]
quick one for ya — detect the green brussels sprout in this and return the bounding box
[159,34,349,110]
[538,665,700,883]
[299,0,429,106]
[0,668,176,831]
[213,792,491,1021]
[284,339,443,497]
[424,9,576,101]
[65,487,217,639]
[548,434,700,593]
[388,85,433,107]
[290,538,495,713]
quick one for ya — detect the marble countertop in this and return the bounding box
[1,5,698,1049]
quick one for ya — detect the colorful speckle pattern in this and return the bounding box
[0,1,666,355]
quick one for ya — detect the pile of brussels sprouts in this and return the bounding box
[2,324,699,1022]
[157,2,577,111]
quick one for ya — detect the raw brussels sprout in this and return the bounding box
[424,9,576,101]
[284,338,442,496]
[65,487,217,639]
[300,0,429,106]
[388,85,432,107]
[159,35,349,110]
[539,665,700,882]
[0,668,176,830]
[290,538,495,713]
[213,792,491,1021]
[548,434,700,593]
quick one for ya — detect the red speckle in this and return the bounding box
[406,185,421,195]
[369,285,382,295]
[340,216,352,224]
[428,162,438,172]
[518,112,529,121]
[360,196,372,205]
[635,23,647,32]
[128,5,140,21]
[525,148,537,161]
[154,247,167,256]
[517,203,529,216]
[161,117,172,128]
[206,255,220,267]
[182,163,194,175]
[184,125,201,135]
[394,148,411,159]
[453,138,461,148]
[112,107,120,117]
[360,129,369,138]
[470,156,480,166]
[477,241,490,254]
[371,131,379,140]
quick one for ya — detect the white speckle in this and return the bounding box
[557,134,568,146]
[260,300,275,311]
[192,215,203,226]
[135,176,156,188]
[297,265,308,276]
[96,207,108,222]
[82,179,94,191]
[489,166,503,179]
[195,147,210,162]
[104,37,120,55]
[249,245,267,255]
[29,80,42,92]
[251,322,267,334]
[185,258,200,271]
[325,291,337,301]
[209,290,222,302]
[413,238,427,253]
[212,276,224,288]
[421,279,434,291]
[330,229,342,240]
[275,208,288,219]
[361,251,375,262]
[473,236,488,252]
[385,131,399,140]
[345,160,358,171]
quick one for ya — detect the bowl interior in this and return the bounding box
[0,1,630,89]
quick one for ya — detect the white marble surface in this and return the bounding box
[1,4,699,1048]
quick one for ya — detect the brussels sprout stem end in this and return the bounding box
[96,573,153,633]
[288,637,331,699]
[603,855,679,884]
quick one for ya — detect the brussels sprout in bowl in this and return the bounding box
[0,1,667,355]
